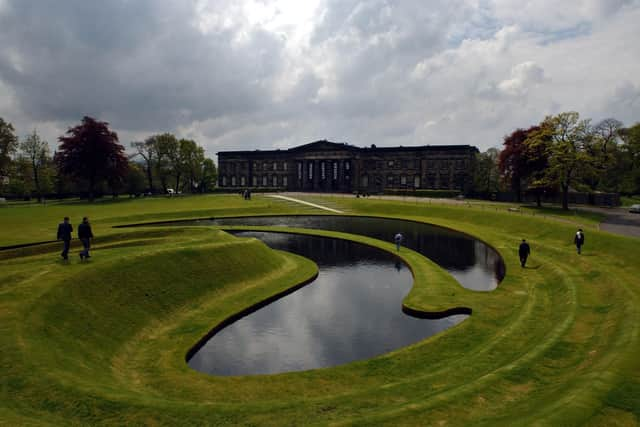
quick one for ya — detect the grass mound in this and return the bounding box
[1,227,318,425]
[1,194,640,425]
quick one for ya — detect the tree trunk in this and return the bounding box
[88,176,95,202]
[175,173,181,193]
[32,159,42,202]
[514,178,521,203]
[536,193,542,207]
[146,162,154,193]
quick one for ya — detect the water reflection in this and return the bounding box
[188,232,467,376]
[205,215,504,291]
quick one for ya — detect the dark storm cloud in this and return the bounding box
[0,0,285,131]
[1,0,639,154]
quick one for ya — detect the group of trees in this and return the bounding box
[131,133,217,195]
[474,112,640,209]
[0,116,217,201]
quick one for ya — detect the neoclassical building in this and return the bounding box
[217,140,478,193]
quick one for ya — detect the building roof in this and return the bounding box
[217,140,478,156]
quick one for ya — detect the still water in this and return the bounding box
[188,232,468,376]
[206,215,505,291]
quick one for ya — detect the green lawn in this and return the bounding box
[1,194,639,426]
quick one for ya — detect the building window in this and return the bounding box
[297,162,303,180]
[273,175,278,187]
[387,175,394,185]
[222,176,227,186]
[361,175,368,187]
[388,160,394,168]
[345,161,350,171]
[400,175,407,186]
[414,175,420,188]
[283,162,288,171]
[333,162,338,180]
[240,176,246,186]
[273,162,277,171]
[308,162,313,180]
[262,175,268,186]
[231,176,236,186]
[252,176,257,186]
[263,162,268,170]
[283,176,288,187]
[254,161,259,170]
[321,162,326,180]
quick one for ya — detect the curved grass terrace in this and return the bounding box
[1,194,639,426]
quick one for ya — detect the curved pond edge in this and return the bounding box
[185,257,320,362]
[185,228,473,367]
[114,213,506,284]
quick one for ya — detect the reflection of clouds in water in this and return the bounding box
[189,234,468,376]
[216,216,502,290]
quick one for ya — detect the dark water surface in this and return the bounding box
[188,232,468,376]
[205,215,505,291]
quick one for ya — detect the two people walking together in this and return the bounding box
[57,216,94,261]
[519,228,586,268]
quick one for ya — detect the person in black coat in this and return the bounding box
[78,217,94,260]
[518,239,531,267]
[574,228,585,254]
[57,217,73,260]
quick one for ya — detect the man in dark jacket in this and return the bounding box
[78,217,94,260]
[57,217,73,260]
[519,239,531,267]
[574,228,585,254]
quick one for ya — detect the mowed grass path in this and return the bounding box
[1,195,639,426]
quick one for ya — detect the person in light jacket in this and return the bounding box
[574,229,585,254]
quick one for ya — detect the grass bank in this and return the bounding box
[1,194,639,425]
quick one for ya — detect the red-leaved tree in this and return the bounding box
[498,125,544,203]
[56,116,128,201]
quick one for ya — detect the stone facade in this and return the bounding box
[217,140,478,193]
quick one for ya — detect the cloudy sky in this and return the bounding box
[1,0,639,158]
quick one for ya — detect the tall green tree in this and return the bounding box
[619,122,640,194]
[179,139,205,192]
[584,118,624,192]
[56,116,128,201]
[199,158,218,193]
[0,117,18,183]
[20,130,51,201]
[131,138,157,193]
[152,133,179,193]
[124,161,146,196]
[528,112,594,210]
[473,147,501,194]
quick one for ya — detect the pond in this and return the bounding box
[188,231,468,376]
[203,215,505,291]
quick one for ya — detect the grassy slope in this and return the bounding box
[1,195,639,426]
[0,194,316,247]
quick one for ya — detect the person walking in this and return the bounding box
[394,232,404,251]
[56,217,73,260]
[518,239,531,268]
[78,217,94,261]
[574,228,585,254]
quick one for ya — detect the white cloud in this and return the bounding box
[498,61,547,96]
[0,0,639,156]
